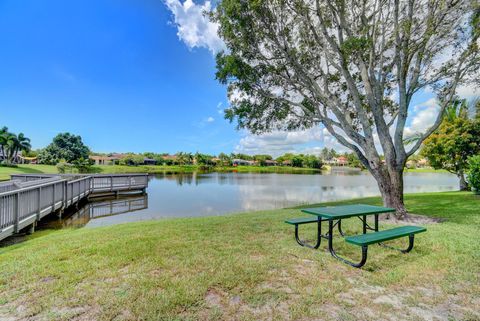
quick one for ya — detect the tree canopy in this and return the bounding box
[38,133,90,165]
[422,99,480,190]
[213,0,479,216]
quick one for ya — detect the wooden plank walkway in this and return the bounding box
[0,174,148,241]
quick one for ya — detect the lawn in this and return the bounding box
[0,192,478,320]
[404,168,449,174]
[0,164,58,181]
[0,164,323,181]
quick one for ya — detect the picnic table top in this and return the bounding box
[301,204,395,219]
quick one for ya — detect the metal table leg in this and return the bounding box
[327,219,368,268]
[294,216,322,249]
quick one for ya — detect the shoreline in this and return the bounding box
[1,164,450,181]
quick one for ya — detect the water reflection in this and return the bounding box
[40,194,148,229]
[49,169,458,228]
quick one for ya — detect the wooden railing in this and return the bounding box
[65,176,92,207]
[0,181,20,193]
[90,174,149,193]
[0,177,67,240]
[1,173,149,241]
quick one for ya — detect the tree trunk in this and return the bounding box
[457,170,468,191]
[372,167,408,219]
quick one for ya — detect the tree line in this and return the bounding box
[110,150,366,169]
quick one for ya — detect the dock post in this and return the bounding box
[26,223,35,235]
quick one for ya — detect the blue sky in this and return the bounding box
[0,0,472,157]
[0,0,237,154]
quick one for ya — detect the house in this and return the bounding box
[232,159,255,166]
[334,156,348,166]
[282,160,292,166]
[417,158,429,168]
[143,158,156,165]
[89,155,121,166]
[265,160,278,166]
[406,160,417,169]
[18,155,37,164]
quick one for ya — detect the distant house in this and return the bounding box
[323,156,348,166]
[406,160,417,169]
[161,155,178,163]
[417,158,429,168]
[143,158,156,165]
[90,155,121,165]
[232,159,255,166]
[282,160,292,166]
[265,160,277,166]
[18,155,37,164]
[331,156,348,166]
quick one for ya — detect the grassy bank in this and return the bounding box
[0,164,323,181]
[0,192,478,320]
[0,164,58,181]
[404,168,449,173]
[92,165,323,174]
[2,164,452,182]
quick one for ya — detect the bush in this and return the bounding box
[56,162,73,174]
[467,155,480,193]
[0,160,18,168]
[73,158,93,173]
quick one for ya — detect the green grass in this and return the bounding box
[0,192,478,320]
[0,164,323,181]
[92,165,323,174]
[404,167,449,173]
[0,164,58,181]
[0,165,447,182]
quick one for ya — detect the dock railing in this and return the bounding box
[0,177,67,240]
[1,173,149,241]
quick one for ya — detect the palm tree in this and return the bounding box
[444,99,469,122]
[15,133,32,162]
[2,132,31,163]
[0,127,9,160]
[176,152,193,165]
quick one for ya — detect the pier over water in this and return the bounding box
[0,174,148,241]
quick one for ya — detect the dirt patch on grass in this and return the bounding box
[336,282,480,321]
[380,213,443,224]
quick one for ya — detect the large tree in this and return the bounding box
[38,133,90,165]
[213,0,479,217]
[421,99,480,190]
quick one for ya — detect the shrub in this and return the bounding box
[56,162,73,174]
[467,155,480,193]
[73,158,93,173]
[0,160,18,168]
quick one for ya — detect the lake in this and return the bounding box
[42,168,458,229]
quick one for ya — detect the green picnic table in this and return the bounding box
[285,204,426,268]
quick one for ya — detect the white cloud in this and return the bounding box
[404,98,440,137]
[216,101,224,115]
[234,127,348,157]
[206,116,215,123]
[456,84,480,99]
[164,0,226,54]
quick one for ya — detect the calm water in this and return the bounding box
[45,169,458,228]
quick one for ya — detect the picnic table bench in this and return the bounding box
[285,204,426,268]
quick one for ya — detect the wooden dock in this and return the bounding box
[0,173,148,241]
